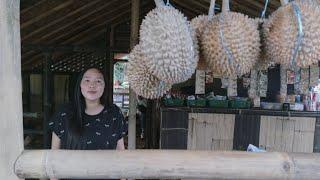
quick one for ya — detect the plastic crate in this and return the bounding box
[164,98,185,107]
[187,99,206,107]
[208,100,229,108]
[229,100,251,109]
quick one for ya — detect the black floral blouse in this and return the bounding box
[49,104,127,150]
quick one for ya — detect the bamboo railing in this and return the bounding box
[14,150,320,179]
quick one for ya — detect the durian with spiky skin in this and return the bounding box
[191,15,209,40]
[263,0,320,67]
[139,5,198,84]
[201,12,260,76]
[126,45,172,99]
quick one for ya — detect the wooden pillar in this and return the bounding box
[128,0,140,149]
[0,0,24,179]
[43,53,53,148]
[105,26,114,107]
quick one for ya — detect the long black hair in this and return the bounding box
[64,67,108,149]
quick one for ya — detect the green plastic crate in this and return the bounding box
[208,99,229,108]
[187,99,206,107]
[229,100,251,109]
[164,98,185,107]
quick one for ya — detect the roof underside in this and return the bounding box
[21,0,282,72]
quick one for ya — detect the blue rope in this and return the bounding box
[261,0,269,19]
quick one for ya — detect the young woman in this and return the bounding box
[49,67,126,151]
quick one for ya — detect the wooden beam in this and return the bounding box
[21,2,151,69]
[21,0,102,41]
[55,2,132,44]
[21,0,74,29]
[21,0,47,14]
[22,1,152,70]
[30,0,126,44]
[23,1,151,66]
[0,0,24,179]
[14,150,320,179]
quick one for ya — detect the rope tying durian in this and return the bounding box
[291,1,304,68]
[201,0,260,76]
[263,0,320,67]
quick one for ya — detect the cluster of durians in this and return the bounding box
[263,0,320,68]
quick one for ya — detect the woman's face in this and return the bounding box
[80,68,105,103]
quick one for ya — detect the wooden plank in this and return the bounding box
[0,0,24,179]
[292,117,316,153]
[187,113,195,149]
[281,117,295,152]
[260,116,278,151]
[293,131,314,153]
[195,113,206,150]
[224,114,235,150]
[187,113,234,151]
[274,116,284,151]
[259,116,268,150]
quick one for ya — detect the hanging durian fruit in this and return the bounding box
[190,0,216,68]
[191,0,216,39]
[201,0,260,76]
[127,45,172,99]
[191,15,209,40]
[139,0,198,84]
[263,0,320,68]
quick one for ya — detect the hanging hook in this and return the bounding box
[260,0,269,19]
[166,0,170,6]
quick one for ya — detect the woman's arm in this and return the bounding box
[51,132,61,149]
[51,132,61,180]
[116,138,125,150]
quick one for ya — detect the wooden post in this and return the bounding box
[128,0,140,150]
[105,26,114,106]
[43,53,54,148]
[0,0,24,179]
[14,150,320,179]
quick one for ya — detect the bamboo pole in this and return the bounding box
[15,150,320,179]
[128,0,140,150]
[0,0,24,179]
